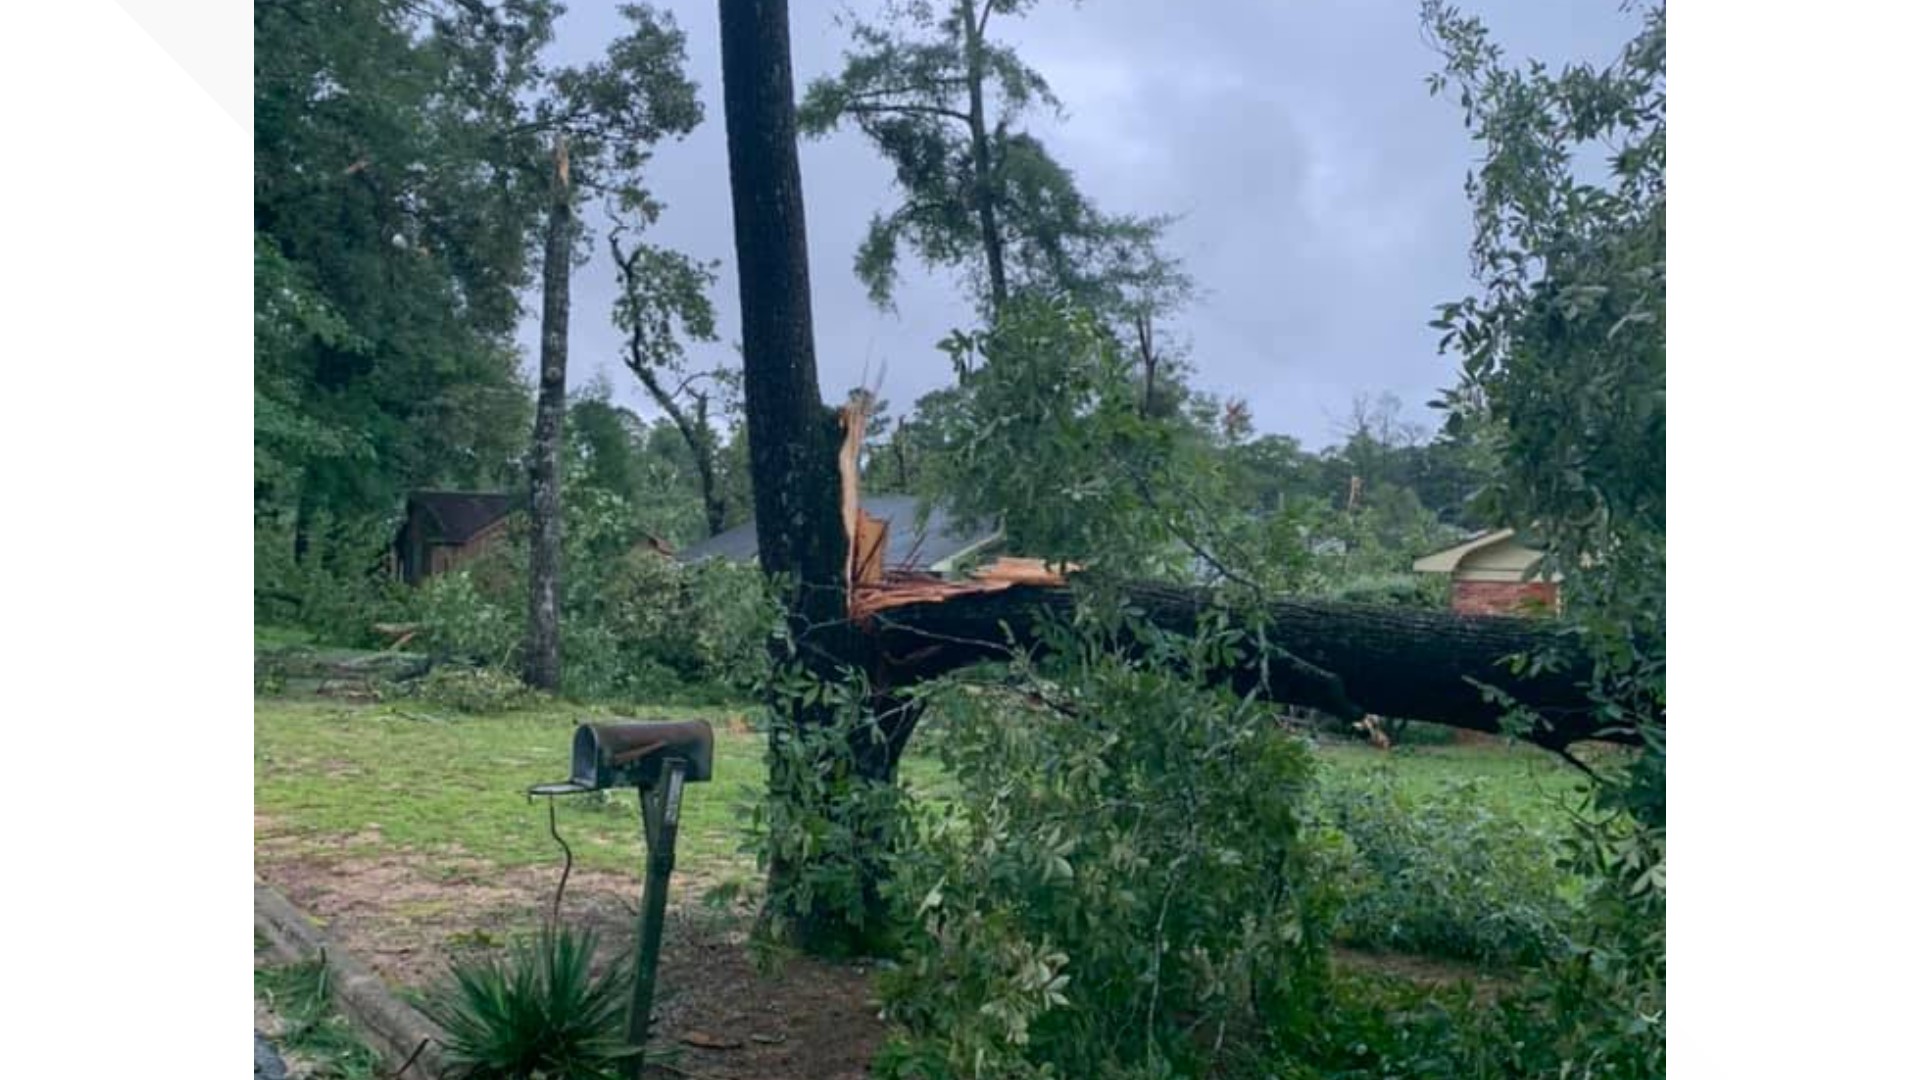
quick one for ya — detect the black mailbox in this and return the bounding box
[525,717,718,1076]
[529,720,714,795]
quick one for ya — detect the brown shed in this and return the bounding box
[393,491,520,585]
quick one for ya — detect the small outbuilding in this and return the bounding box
[1412,528,1559,616]
[392,490,520,585]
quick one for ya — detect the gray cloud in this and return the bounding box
[529,0,1636,448]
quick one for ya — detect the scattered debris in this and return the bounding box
[681,1030,746,1051]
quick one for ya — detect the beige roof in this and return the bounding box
[1413,528,1526,574]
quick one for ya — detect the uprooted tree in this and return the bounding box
[716,0,1644,953]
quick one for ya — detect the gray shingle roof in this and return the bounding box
[677,494,998,571]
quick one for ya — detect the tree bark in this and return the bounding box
[624,359,727,537]
[715,1,1632,961]
[960,0,1008,316]
[1136,312,1159,417]
[719,0,891,953]
[525,137,572,692]
[864,581,1637,750]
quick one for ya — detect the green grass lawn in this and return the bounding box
[1314,741,1591,832]
[258,694,1587,882]
[255,697,766,879]
[255,624,320,650]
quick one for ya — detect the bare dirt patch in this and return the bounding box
[258,854,888,1080]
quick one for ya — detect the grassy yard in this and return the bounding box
[256,694,1587,886]
[255,697,767,882]
[1315,740,1591,833]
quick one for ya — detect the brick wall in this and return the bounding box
[1451,579,1559,617]
[1445,579,1558,746]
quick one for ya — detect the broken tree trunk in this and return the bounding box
[525,136,572,693]
[720,0,898,954]
[858,575,1634,751]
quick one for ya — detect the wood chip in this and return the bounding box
[681,1030,745,1051]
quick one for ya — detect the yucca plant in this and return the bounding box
[424,924,635,1080]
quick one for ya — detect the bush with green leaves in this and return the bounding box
[1257,970,1571,1080]
[1423,2,1666,1073]
[749,664,913,955]
[416,569,526,671]
[1313,770,1578,968]
[406,489,774,703]
[874,611,1341,1079]
[255,510,411,648]
[422,925,634,1080]
[1323,572,1444,609]
[409,665,542,715]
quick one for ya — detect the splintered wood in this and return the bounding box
[850,558,1072,622]
[835,396,1071,622]
[851,510,889,587]
[839,397,872,591]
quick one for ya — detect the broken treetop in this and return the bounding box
[675,494,998,572]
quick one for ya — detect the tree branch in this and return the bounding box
[842,101,973,125]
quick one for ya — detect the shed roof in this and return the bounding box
[407,491,520,545]
[1411,528,1544,574]
[677,494,999,571]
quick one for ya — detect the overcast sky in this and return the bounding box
[524,1,1636,450]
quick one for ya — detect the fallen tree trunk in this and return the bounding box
[864,579,1634,750]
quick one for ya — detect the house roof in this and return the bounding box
[1411,528,1545,574]
[677,494,1000,571]
[407,490,520,545]
[1413,528,1513,573]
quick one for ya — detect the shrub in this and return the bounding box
[874,614,1340,1078]
[1312,769,1577,968]
[1256,970,1565,1080]
[405,500,773,703]
[410,666,541,715]
[416,570,524,671]
[255,512,411,648]
[1325,572,1441,608]
[422,925,635,1080]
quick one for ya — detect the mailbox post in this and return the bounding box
[530,720,715,1078]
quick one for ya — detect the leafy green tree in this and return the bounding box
[609,229,732,536]
[918,298,1201,572]
[514,3,705,688]
[254,0,553,560]
[798,0,1178,326]
[1425,2,1665,1072]
[565,379,650,510]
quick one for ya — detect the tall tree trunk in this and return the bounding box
[625,360,727,538]
[961,0,1008,316]
[719,0,895,953]
[292,482,316,565]
[892,418,911,489]
[1136,312,1159,417]
[693,408,727,538]
[525,137,572,692]
[610,235,730,538]
[865,581,1637,750]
